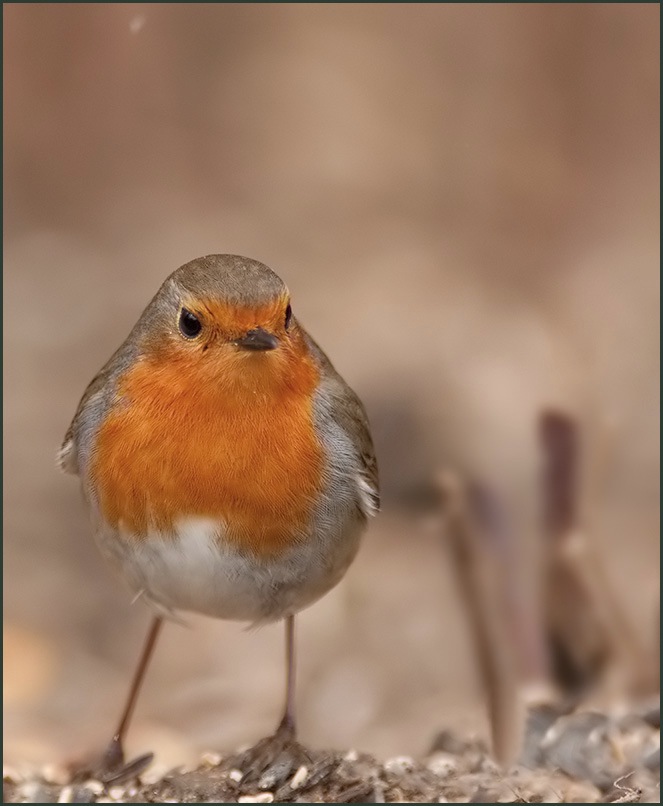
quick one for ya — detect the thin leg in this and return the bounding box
[101,616,164,771]
[236,614,308,783]
[277,615,296,736]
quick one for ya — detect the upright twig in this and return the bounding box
[539,410,653,697]
[465,481,552,701]
[437,471,522,767]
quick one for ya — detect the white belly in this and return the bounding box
[94,514,363,626]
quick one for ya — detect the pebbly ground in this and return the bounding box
[4,704,659,804]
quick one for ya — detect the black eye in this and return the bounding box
[284,304,292,330]
[179,308,202,339]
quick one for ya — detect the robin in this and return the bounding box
[58,254,379,781]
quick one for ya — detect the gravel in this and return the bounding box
[3,706,659,803]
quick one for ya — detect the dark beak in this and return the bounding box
[234,328,279,352]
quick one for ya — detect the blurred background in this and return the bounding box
[4,3,659,771]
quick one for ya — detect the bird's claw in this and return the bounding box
[67,738,154,786]
[235,721,311,790]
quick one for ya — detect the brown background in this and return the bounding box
[4,3,659,770]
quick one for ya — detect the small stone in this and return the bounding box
[71,787,98,804]
[108,786,125,800]
[228,769,243,783]
[426,753,458,778]
[290,765,309,790]
[344,749,359,762]
[384,756,415,775]
[201,751,222,767]
[82,780,104,796]
[238,794,275,803]
[58,786,74,803]
[42,763,71,786]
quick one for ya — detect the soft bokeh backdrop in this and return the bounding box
[4,3,659,769]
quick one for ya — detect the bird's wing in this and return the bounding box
[303,329,380,516]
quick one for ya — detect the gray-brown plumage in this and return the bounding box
[60,254,379,779]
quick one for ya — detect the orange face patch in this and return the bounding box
[91,312,324,558]
[182,297,288,344]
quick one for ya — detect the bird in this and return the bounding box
[58,254,379,781]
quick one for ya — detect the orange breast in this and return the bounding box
[91,345,324,557]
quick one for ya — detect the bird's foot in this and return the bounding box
[234,717,311,791]
[68,737,154,786]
